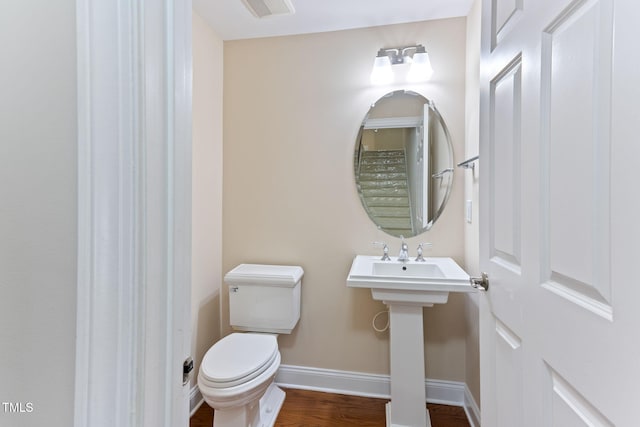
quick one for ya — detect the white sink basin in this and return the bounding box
[347,255,472,304]
[373,261,445,278]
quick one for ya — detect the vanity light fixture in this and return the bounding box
[370,44,434,85]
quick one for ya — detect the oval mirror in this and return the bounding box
[354,90,454,237]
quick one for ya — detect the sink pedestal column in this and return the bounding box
[386,302,432,427]
[347,255,472,426]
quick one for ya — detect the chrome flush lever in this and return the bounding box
[470,273,489,291]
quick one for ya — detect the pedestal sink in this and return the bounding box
[347,255,473,427]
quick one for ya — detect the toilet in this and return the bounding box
[198,263,303,427]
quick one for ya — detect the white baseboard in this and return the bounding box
[276,364,480,419]
[276,364,391,399]
[191,364,482,426]
[190,384,204,417]
[464,384,481,427]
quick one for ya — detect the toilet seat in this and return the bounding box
[200,333,279,388]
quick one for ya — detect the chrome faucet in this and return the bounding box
[397,235,409,262]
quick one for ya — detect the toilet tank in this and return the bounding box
[225,264,303,334]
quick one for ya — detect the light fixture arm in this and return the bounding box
[377,44,426,65]
[371,44,433,85]
[402,44,426,57]
[377,48,402,64]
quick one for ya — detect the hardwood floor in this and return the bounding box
[190,388,471,427]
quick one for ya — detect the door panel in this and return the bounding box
[491,0,524,49]
[541,0,614,317]
[490,56,522,273]
[546,368,614,427]
[494,319,522,427]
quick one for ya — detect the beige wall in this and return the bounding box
[0,1,77,425]
[464,0,482,405]
[191,11,224,389]
[223,18,468,380]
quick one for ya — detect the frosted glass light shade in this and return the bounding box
[407,52,433,82]
[370,55,393,85]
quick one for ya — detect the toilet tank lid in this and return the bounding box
[225,264,304,287]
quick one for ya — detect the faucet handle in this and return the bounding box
[415,243,432,262]
[372,241,391,261]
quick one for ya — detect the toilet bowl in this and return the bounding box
[198,333,284,427]
[197,264,303,427]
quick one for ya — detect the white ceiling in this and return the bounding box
[193,0,475,41]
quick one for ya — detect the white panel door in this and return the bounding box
[479,0,640,426]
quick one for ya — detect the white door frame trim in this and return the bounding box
[74,1,192,426]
